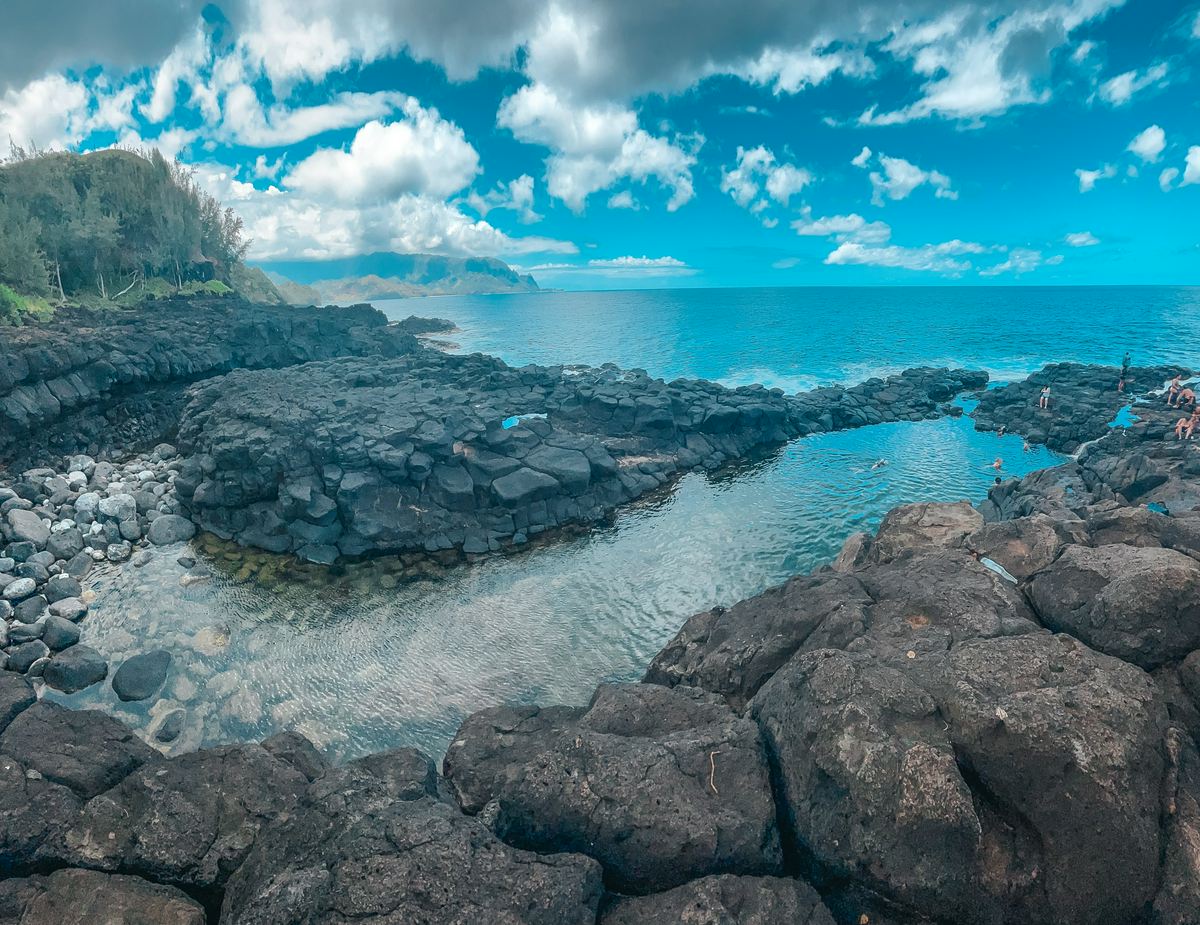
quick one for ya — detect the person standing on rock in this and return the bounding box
[1039,385,1051,409]
[1168,375,1183,404]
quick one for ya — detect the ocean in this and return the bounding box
[52,286,1197,759]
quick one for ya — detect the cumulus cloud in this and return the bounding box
[0,74,90,149]
[466,175,542,224]
[1065,231,1099,246]
[791,211,892,244]
[1184,147,1200,187]
[195,162,574,262]
[979,248,1063,276]
[721,145,813,215]
[606,190,638,209]
[285,101,481,204]
[825,238,988,275]
[524,255,695,277]
[1159,166,1180,191]
[855,150,956,205]
[1098,62,1169,106]
[498,83,696,212]
[1126,124,1166,163]
[1075,164,1115,192]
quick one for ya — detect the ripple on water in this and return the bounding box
[46,414,1062,761]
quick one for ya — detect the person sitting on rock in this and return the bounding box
[1175,415,1190,440]
[1039,385,1051,409]
[1175,386,1197,409]
[1186,408,1200,440]
[1168,375,1182,404]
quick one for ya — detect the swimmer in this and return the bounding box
[1022,440,1032,452]
[992,457,1003,470]
[870,459,889,470]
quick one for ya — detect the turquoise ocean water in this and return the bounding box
[54,287,1198,759]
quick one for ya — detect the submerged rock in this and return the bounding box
[111,649,172,702]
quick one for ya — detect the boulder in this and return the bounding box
[6,640,48,673]
[41,615,80,651]
[0,702,153,799]
[866,501,983,563]
[1,578,36,602]
[751,633,1168,925]
[1027,544,1200,669]
[147,514,197,546]
[220,749,603,925]
[444,703,584,814]
[487,683,782,894]
[51,742,314,893]
[111,650,172,702]
[0,868,205,925]
[42,574,81,604]
[599,875,836,925]
[1154,727,1200,925]
[42,645,108,694]
[965,513,1088,581]
[0,673,35,734]
[4,510,48,549]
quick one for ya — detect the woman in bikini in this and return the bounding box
[1186,408,1200,440]
[1168,375,1182,404]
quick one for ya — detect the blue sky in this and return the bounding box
[1,0,1197,288]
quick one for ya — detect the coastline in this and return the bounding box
[0,300,1197,923]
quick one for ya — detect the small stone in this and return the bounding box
[105,542,133,563]
[8,621,44,644]
[12,596,46,624]
[147,515,197,546]
[97,494,137,522]
[42,615,81,651]
[48,597,88,622]
[43,574,82,604]
[155,708,185,743]
[1,578,37,601]
[112,650,172,702]
[6,641,49,673]
[42,645,108,693]
[5,509,49,548]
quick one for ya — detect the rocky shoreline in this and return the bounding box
[0,303,1196,924]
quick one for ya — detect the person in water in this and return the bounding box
[992,457,1003,470]
[1038,386,1051,409]
[1023,440,1032,452]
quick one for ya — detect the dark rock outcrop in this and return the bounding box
[0,299,417,471]
[220,748,603,925]
[448,682,783,894]
[173,359,985,561]
[0,868,205,925]
[599,874,836,925]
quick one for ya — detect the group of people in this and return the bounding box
[1169,374,1199,439]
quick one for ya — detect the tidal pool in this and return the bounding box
[50,412,1060,761]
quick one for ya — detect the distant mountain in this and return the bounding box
[254,252,539,303]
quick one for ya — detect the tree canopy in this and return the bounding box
[0,147,252,305]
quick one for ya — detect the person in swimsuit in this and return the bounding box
[1039,386,1051,409]
[1176,387,1197,409]
[992,457,1003,470]
[1187,408,1200,440]
[1168,376,1182,404]
[1176,415,1190,440]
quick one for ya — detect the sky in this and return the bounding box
[0,0,1197,289]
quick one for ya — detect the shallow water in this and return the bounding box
[53,411,1058,760]
[58,285,1183,759]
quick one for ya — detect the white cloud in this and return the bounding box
[466,174,541,224]
[195,162,575,262]
[1194,10,1200,39]
[606,190,638,209]
[114,126,199,160]
[220,86,405,147]
[1159,167,1180,191]
[498,82,695,212]
[1127,125,1166,163]
[736,45,874,95]
[825,239,988,275]
[1065,231,1099,247]
[1098,62,1169,106]
[1075,164,1115,192]
[525,255,695,277]
[0,74,89,149]
[253,154,285,180]
[720,145,813,216]
[791,211,892,244]
[858,2,1119,125]
[285,101,481,204]
[143,24,211,123]
[979,248,1063,276]
[857,151,956,205]
[1184,147,1200,187]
